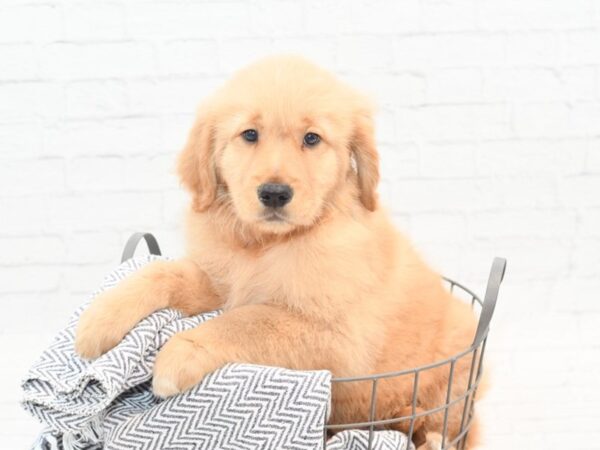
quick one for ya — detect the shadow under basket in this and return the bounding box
[122,232,506,450]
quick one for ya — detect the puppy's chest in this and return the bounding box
[206,246,337,307]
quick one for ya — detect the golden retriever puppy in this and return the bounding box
[75,55,480,448]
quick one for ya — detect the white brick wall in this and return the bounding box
[1,0,599,447]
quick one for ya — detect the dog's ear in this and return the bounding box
[177,106,217,212]
[351,112,380,211]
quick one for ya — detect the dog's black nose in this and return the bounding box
[257,183,293,208]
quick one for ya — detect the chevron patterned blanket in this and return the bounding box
[21,255,414,450]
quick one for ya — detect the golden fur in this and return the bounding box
[75,56,481,448]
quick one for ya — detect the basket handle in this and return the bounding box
[472,257,506,346]
[121,232,162,263]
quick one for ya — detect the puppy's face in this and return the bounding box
[217,97,351,234]
[178,56,379,235]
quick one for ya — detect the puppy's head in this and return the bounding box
[178,55,379,235]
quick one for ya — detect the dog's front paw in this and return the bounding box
[74,290,132,359]
[152,331,223,398]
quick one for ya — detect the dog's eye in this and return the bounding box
[303,132,320,147]
[242,129,258,143]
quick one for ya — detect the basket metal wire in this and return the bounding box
[121,233,506,450]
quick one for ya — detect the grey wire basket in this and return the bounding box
[122,232,506,450]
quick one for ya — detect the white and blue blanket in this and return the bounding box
[21,256,413,450]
